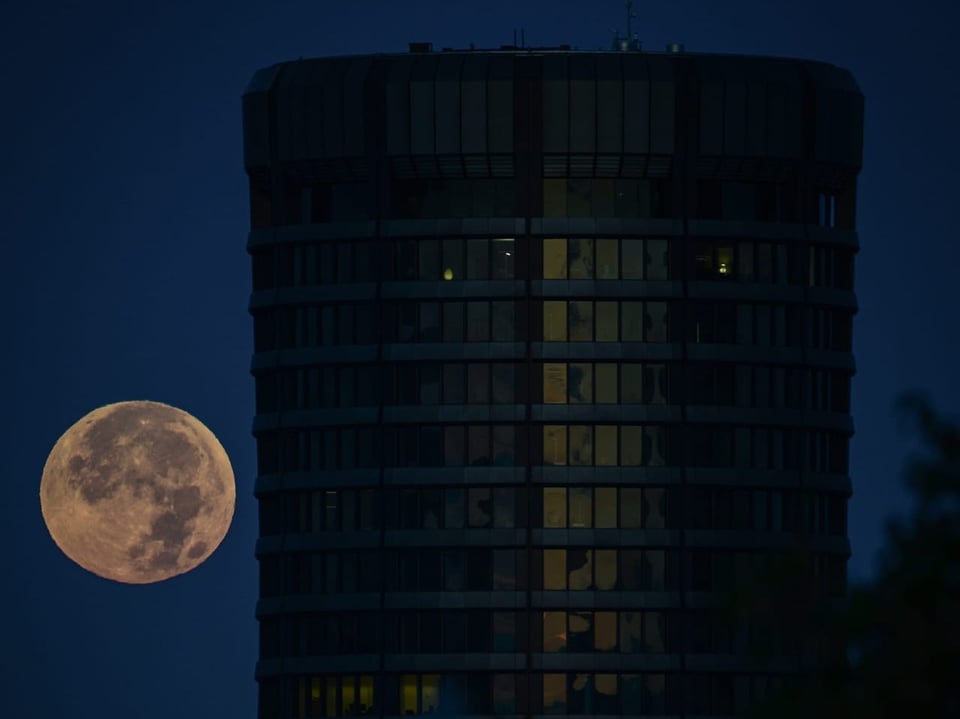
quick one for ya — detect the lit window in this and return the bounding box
[543,549,566,590]
[543,425,567,465]
[543,301,567,341]
[543,363,567,404]
[543,487,566,528]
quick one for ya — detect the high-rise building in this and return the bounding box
[244,43,863,719]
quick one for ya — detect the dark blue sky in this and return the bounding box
[4,0,958,716]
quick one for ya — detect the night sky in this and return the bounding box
[5,0,958,716]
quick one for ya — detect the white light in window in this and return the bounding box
[718,263,729,274]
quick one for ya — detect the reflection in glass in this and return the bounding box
[568,549,592,589]
[622,301,643,341]
[467,363,488,404]
[544,487,566,528]
[569,301,593,341]
[645,611,666,653]
[442,238,463,280]
[568,611,592,651]
[620,611,643,653]
[595,549,617,590]
[646,301,668,342]
[467,301,489,341]
[569,425,593,466]
[543,301,567,341]
[419,239,439,279]
[596,364,618,404]
[491,301,515,341]
[595,674,618,714]
[621,426,643,465]
[543,238,567,279]
[595,487,617,528]
[621,364,643,403]
[544,363,567,404]
[568,363,592,403]
[543,612,566,652]
[468,487,492,527]
[466,238,489,279]
[623,239,643,279]
[421,675,440,713]
[595,612,617,651]
[569,487,592,527]
[595,425,618,466]
[597,238,619,278]
[492,364,514,403]
[544,425,567,465]
[492,425,515,466]
[444,426,465,466]
[492,238,515,279]
[569,238,593,279]
[645,487,665,529]
[543,549,566,590]
[646,239,668,279]
[595,301,618,341]
[493,549,516,589]
[543,673,566,714]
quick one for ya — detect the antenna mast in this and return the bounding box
[611,0,641,51]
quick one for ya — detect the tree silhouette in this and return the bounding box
[728,393,960,718]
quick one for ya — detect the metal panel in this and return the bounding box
[622,54,650,154]
[435,54,462,154]
[723,60,746,157]
[275,62,307,163]
[596,55,623,154]
[304,61,331,160]
[386,56,413,156]
[569,55,596,153]
[647,56,675,155]
[487,55,514,153]
[410,55,437,155]
[342,57,371,156]
[542,55,569,154]
[745,77,767,157]
[461,56,487,154]
[697,58,724,156]
[322,59,345,158]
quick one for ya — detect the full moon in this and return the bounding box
[39,401,236,584]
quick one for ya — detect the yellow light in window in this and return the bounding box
[443,268,454,280]
[718,263,729,274]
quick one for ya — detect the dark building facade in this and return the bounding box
[244,45,863,719]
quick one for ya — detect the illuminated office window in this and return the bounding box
[544,425,567,465]
[569,363,592,403]
[544,549,566,590]
[569,301,593,341]
[543,673,567,714]
[597,239,619,278]
[543,487,566,528]
[543,611,567,651]
[569,238,593,278]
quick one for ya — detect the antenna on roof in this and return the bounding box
[611,0,641,51]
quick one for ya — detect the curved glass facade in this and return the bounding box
[245,49,862,719]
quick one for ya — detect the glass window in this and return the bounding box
[467,301,490,341]
[443,301,463,342]
[646,239,669,279]
[542,674,565,715]
[620,611,643,652]
[595,549,617,590]
[621,364,644,403]
[568,549,592,589]
[444,363,465,404]
[544,425,566,465]
[492,364,515,403]
[622,301,643,341]
[569,487,592,527]
[717,245,734,277]
[493,425,515,465]
[645,301,668,342]
[595,612,617,651]
[644,487,666,529]
[569,301,593,341]
[595,426,618,466]
[543,487,567,528]
[543,549,566,590]
[568,611,592,651]
[491,300,515,341]
[492,238,515,279]
[442,239,464,280]
[620,488,642,528]
[444,425,465,466]
[597,239,619,278]
[543,611,567,651]
[595,364,618,404]
[595,302,619,341]
[595,487,617,528]
[468,487,492,527]
[568,363,592,403]
[421,675,440,713]
[444,487,464,528]
[622,240,643,279]
[467,363,489,404]
[543,238,567,279]
[543,301,567,341]
[569,238,593,279]
[621,426,643,465]
[569,425,593,465]
[468,425,490,465]
[544,363,567,404]
[419,239,439,280]
[543,180,567,217]
[466,239,489,279]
